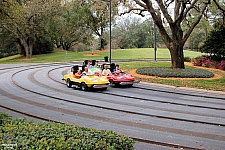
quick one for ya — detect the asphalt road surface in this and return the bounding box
[0,63,225,150]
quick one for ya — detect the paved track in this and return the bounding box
[0,63,225,150]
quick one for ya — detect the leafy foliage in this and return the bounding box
[0,0,62,58]
[200,23,225,57]
[136,67,214,78]
[33,36,54,55]
[58,1,93,50]
[0,113,134,149]
[113,18,162,49]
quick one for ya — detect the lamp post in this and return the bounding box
[153,23,157,61]
[101,0,111,64]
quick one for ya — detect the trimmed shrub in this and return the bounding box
[0,113,134,149]
[136,67,214,78]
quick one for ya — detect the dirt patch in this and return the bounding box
[129,62,223,80]
[83,54,100,56]
[22,58,37,61]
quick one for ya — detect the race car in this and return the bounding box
[107,71,140,87]
[62,65,109,91]
[89,63,140,87]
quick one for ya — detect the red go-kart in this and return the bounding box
[106,71,140,87]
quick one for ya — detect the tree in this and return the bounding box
[200,21,225,58]
[120,0,225,69]
[112,17,157,49]
[56,2,93,50]
[0,0,61,58]
[84,0,119,50]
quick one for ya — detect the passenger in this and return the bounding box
[86,60,92,68]
[74,70,82,78]
[114,64,121,72]
[93,61,99,68]
[82,67,92,75]
[102,65,112,76]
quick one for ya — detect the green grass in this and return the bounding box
[0,48,203,64]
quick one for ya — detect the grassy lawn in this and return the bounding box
[1,48,224,92]
[0,48,203,63]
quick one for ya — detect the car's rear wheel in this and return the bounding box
[66,79,72,88]
[109,79,114,86]
[81,82,88,91]
[128,84,133,87]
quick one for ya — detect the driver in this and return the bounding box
[113,64,122,76]
[82,67,92,75]
[74,70,82,78]
[102,65,112,76]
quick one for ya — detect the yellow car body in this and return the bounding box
[63,71,109,91]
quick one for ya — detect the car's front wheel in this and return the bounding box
[102,87,107,90]
[66,79,72,88]
[80,82,88,91]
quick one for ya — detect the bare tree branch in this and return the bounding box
[213,0,225,12]
[119,8,147,17]
[157,0,174,24]
[183,3,208,43]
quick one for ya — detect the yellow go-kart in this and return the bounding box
[63,65,109,91]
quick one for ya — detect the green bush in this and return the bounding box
[136,67,214,78]
[0,45,18,58]
[184,56,191,62]
[0,113,134,149]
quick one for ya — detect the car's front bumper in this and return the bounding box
[119,80,140,85]
[92,84,109,88]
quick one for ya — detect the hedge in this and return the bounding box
[136,67,214,78]
[0,113,134,149]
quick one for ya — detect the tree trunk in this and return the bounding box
[157,23,185,69]
[19,37,30,58]
[169,42,185,69]
[100,27,104,50]
[100,37,104,50]
[28,37,33,58]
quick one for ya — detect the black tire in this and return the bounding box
[102,87,107,90]
[66,79,72,88]
[81,82,88,91]
[109,79,114,86]
[128,84,133,87]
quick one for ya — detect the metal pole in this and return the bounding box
[154,23,157,61]
[100,0,111,64]
[109,0,112,64]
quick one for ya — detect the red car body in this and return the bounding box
[106,72,140,86]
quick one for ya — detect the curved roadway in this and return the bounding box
[1,63,225,150]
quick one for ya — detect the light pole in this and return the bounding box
[101,0,111,64]
[153,23,157,61]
